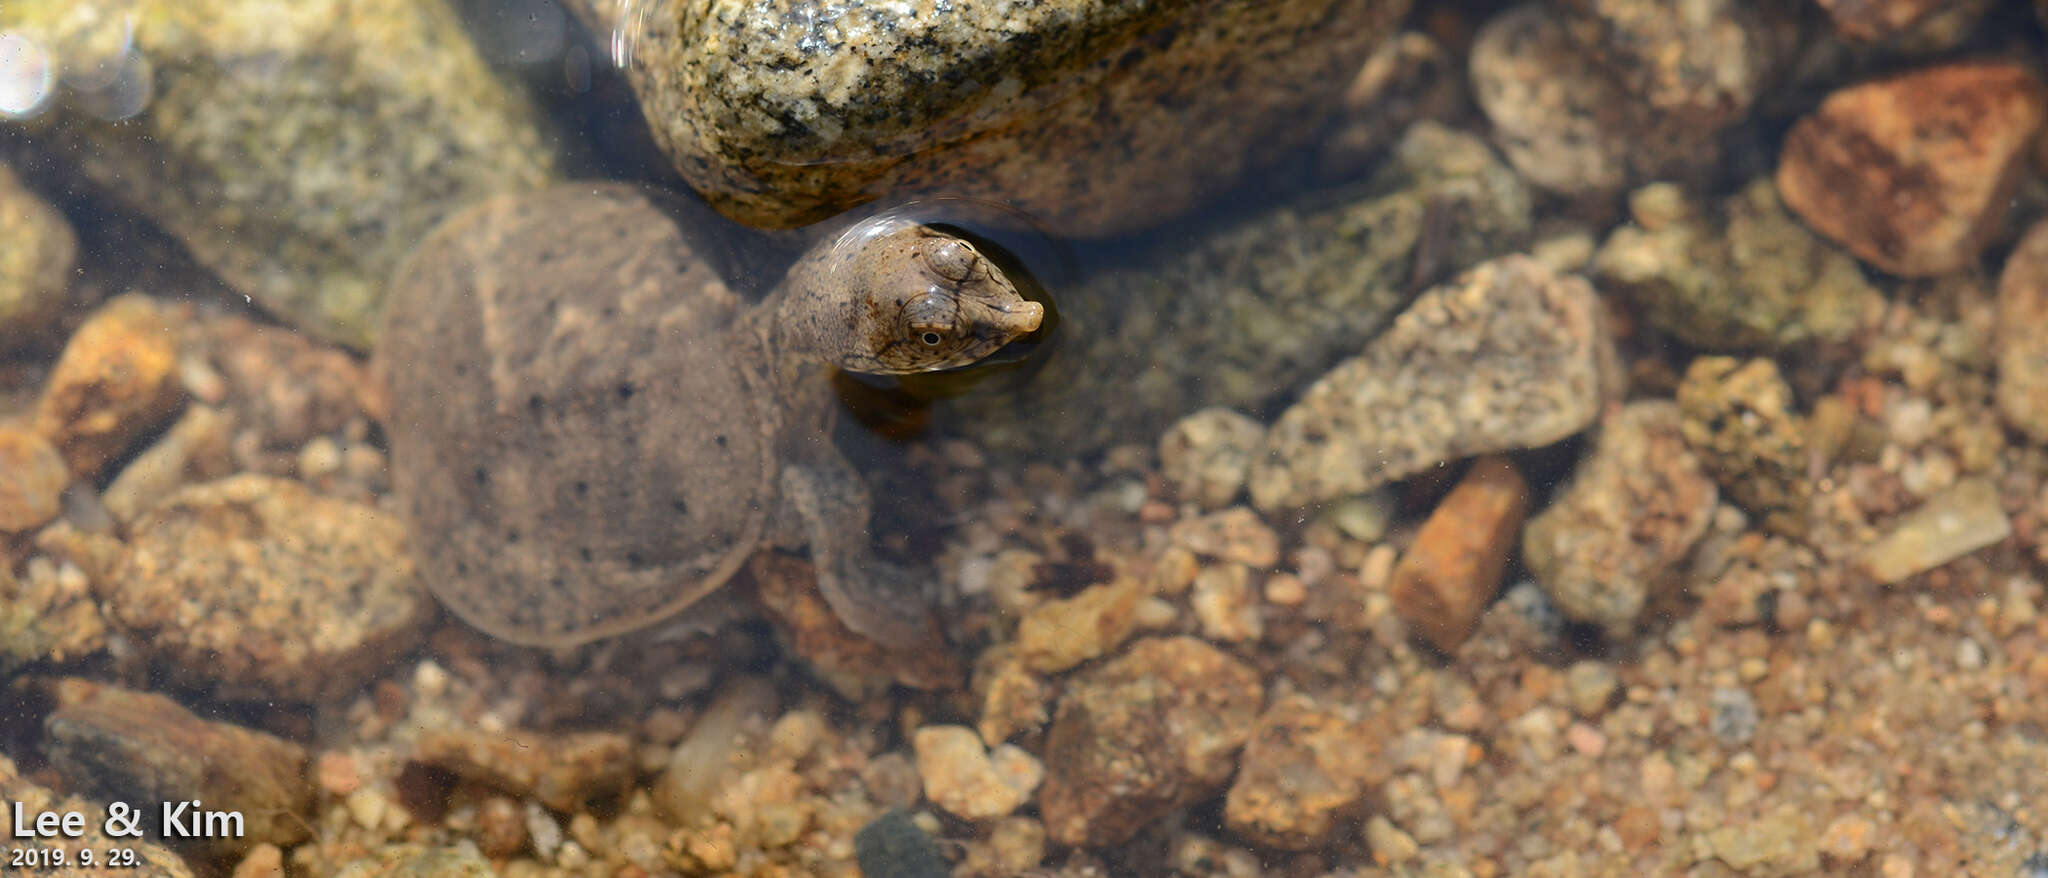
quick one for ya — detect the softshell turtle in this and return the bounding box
[378,184,1044,648]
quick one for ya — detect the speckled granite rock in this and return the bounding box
[1250,254,1610,512]
[1594,179,1878,351]
[1472,1,1787,195]
[1523,402,1717,637]
[414,727,634,812]
[33,294,186,479]
[41,678,312,857]
[1222,693,1383,850]
[946,122,1531,459]
[105,473,429,700]
[0,161,74,352]
[1777,62,2046,277]
[0,426,67,532]
[1,0,555,347]
[1997,220,2048,444]
[0,753,195,878]
[912,725,1043,821]
[578,0,1411,234]
[1038,636,1263,846]
[1159,408,1267,511]
[1677,357,1812,536]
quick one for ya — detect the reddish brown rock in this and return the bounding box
[1998,220,2048,444]
[1223,694,1385,850]
[1777,62,2047,277]
[1814,0,1976,41]
[1390,456,1529,653]
[33,294,187,478]
[0,426,66,532]
[41,679,311,857]
[1038,637,1264,846]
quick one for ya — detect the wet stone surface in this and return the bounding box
[1776,61,2047,277]
[106,474,429,700]
[577,0,1412,235]
[1250,254,1611,511]
[1523,401,1718,637]
[0,161,76,353]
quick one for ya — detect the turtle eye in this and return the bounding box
[919,330,944,346]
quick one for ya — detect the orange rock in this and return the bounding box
[33,295,186,478]
[1390,456,1529,653]
[1777,62,2046,277]
[0,426,66,532]
[1999,220,2048,443]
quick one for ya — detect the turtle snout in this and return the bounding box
[1001,301,1045,335]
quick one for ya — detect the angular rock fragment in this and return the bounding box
[1998,220,2048,444]
[1038,637,1263,846]
[1390,456,1528,653]
[1223,694,1384,850]
[1777,62,2046,277]
[1523,402,1718,637]
[1252,255,1609,511]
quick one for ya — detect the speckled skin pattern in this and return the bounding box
[2,0,555,348]
[379,185,1040,647]
[577,0,1411,234]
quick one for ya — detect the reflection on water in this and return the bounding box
[2,0,2048,875]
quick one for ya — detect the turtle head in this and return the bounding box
[832,225,1044,374]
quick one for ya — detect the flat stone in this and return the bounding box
[1015,576,1146,674]
[33,294,185,479]
[912,725,1042,821]
[106,474,430,700]
[414,728,634,813]
[1169,507,1281,569]
[579,0,1410,235]
[1389,456,1529,654]
[0,426,66,532]
[943,121,1531,459]
[1998,220,2048,444]
[41,678,311,857]
[1777,61,2046,277]
[1593,179,1877,351]
[1859,477,2011,584]
[0,752,195,877]
[1815,0,1978,41]
[0,160,74,352]
[1038,636,1263,846]
[1222,694,1383,850]
[1251,255,1610,511]
[1,0,554,347]
[1523,402,1718,637]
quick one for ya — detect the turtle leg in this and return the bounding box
[779,452,939,649]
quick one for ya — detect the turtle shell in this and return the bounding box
[380,184,774,646]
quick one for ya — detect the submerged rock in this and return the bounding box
[1390,456,1529,654]
[1859,477,2011,584]
[1523,402,1717,637]
[1038,636,1263,846]
[0,0,555,347]
[1998,220,2048,444]
[1676,357,1812,536]
[0,427,67,532]
[1777,61,2046,277]
[414,728,635,813]
[1222,693,1383,850]
[1593,179,1878,351]
[106,474,429,700]
[32,294,185,479]
[42,678,312,857]
[947,122,1531,460]
[0,161,75,352]
[1250,254,1610,512]
[577,0,1411,234]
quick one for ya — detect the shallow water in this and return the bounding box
[4,1,2048,876]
